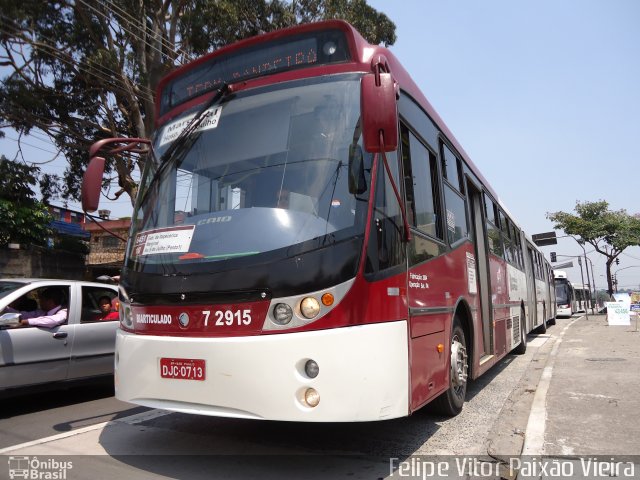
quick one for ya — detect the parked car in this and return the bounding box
[0,278,119,397]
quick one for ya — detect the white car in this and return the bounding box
[0,278,119,397]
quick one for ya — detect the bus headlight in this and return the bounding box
[300,297,320,319]
[273,303,293,325]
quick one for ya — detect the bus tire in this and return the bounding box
[432,317,468,416]
[514,310,527,355]
[537,313,547,334]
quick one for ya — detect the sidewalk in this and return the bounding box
[543,313,640,456]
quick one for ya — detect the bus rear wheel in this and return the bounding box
[537,309,547,334]
[433,317,468,416]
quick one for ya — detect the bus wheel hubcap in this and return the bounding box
[451,338,468,388]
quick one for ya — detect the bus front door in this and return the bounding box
[466,180,493,358]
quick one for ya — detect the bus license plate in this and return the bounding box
[160,358,206,381]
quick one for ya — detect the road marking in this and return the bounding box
[521,316,581,455]
[0,408,170,454]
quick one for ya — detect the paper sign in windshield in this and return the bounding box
[159,106,223,146]
[133,226,195,257]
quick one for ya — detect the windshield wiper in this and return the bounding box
[139,84,230,206]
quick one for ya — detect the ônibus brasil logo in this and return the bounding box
[8,456,73,479]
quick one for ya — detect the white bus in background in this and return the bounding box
[554,271,577,317]
[572,284,591,313]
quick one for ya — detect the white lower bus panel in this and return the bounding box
[115,320,409,422]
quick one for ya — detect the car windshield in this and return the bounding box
[126,75,370,271]
[0,281,25,300]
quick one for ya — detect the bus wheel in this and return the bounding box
[537,309,547,334]
[514,309,527,355]
[433,317,468,416]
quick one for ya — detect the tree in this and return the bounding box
[0,0,396,206]
[0,155,53,247]
[547,200,640,296]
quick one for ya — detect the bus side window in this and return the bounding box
[499,211,513,263]
[442,143,463,192]
[512,224,523,268]
[484,194,502,257]
[400,124,442,239]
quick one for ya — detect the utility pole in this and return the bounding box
[588,256,597,311]
[577,257,589,319]
[573,237,596,314]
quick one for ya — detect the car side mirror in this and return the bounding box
[348,144,367,194]
[0,313,22,327]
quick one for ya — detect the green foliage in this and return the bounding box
[0,0,396,206]
[0,199,53,247]
[55,235,90,254]
[0,155,39,203]
[0,156,54,247]
[547,200,640,294]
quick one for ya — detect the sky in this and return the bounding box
[1,0,639,292]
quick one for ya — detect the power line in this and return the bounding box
[0,18,156,103]
[103,0,192,62]
[1,135,59,155]
[77,0,185,68]
[621,251,640,261]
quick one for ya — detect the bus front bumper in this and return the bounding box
[115,321,409,422]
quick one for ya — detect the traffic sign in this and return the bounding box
[532,231,557,246]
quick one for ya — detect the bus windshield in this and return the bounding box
[555,283,570,304]
[127,75,369,269]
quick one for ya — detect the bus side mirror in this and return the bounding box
[348,144,367,194]
[81,156,106,212]
[361,72,398,153]
[81,137,151,212]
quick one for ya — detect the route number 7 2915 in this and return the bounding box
[202,309,251,326]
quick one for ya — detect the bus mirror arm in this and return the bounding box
[378,131,411,243]
[348,144,367,194]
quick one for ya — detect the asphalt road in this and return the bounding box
[0,380,146,449]
[0,327,556,479]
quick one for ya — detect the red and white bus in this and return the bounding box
[82,20,555,421]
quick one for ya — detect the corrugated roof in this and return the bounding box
[50,220,90,238]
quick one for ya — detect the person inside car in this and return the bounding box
[95,295,119,321]
[5,288,68,328]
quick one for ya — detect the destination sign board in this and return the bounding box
[160,29,351,116]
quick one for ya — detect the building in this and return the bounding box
[83,216,131,279]
[0,205,89,279]
[48,205,90,241]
